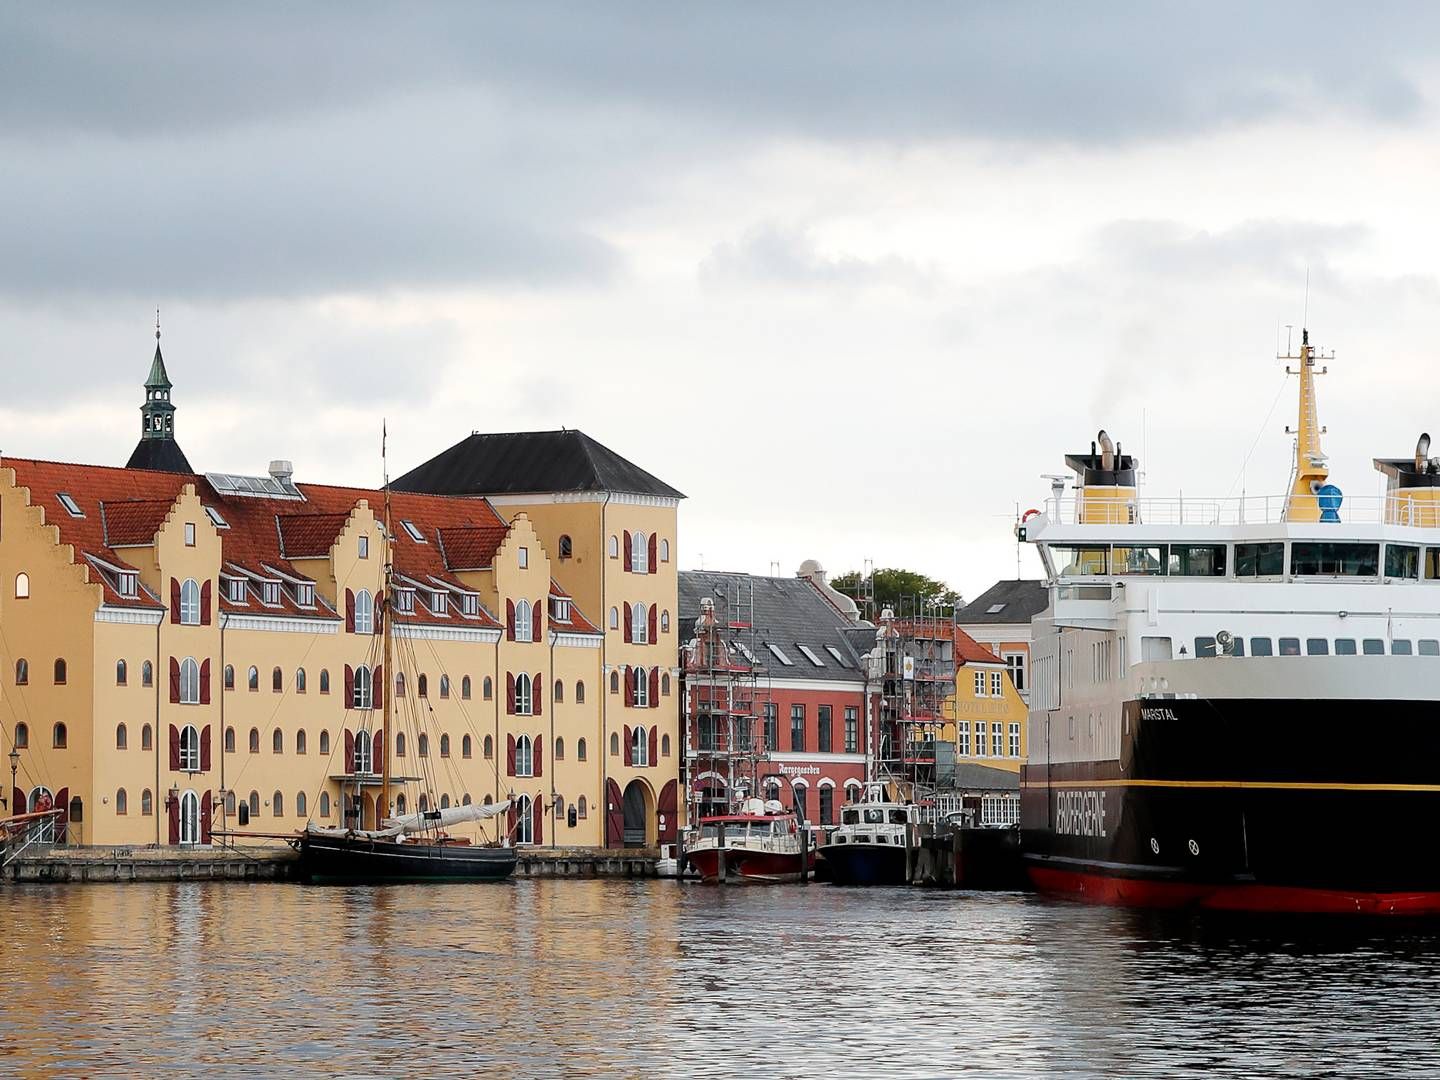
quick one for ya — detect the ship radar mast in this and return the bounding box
[1282,327,1334,522]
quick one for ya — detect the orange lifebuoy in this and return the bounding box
[1021,508,1041,522]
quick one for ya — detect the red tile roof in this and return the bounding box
[437,525,507,571]
[102,499,177,546]
[955,628,1003,666]
[276,513,350,559]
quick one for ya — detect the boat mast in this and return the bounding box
[380,421,394,828]
[1283,328,1330,521]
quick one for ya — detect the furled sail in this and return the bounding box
[383,800,512,836]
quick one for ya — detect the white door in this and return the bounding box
[180,791,200,845]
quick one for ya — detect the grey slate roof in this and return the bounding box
[125,436,193,474]
[956,579,1048,625]
[678,570,869,684]
[949,762,1020,793]
[393,429,684,499]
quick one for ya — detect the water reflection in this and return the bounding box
[2,882,1439,1077]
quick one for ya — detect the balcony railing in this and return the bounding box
[1039,493,1440,528]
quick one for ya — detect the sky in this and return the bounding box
[6,3,1440,603]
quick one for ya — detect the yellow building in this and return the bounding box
[0,337,682,850]
[939,629,1027,825]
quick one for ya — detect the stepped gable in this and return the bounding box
[393,429,684,499]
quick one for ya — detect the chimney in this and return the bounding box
[269,459,294,483]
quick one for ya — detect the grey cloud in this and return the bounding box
[1091,219,1370,286]
[701,222,936,293]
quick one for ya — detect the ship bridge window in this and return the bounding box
[1236,542,1284,577]
[1194,636,1216,658]
[1290,542,1379,577]
[1140,636,1172,661]
[1052,545,1109,576]
[1306,638,1330,656]
[1392,639,1414,655]
[1111,546,1166,575]
[1278,637,1301,656]
[1169,545,1227,577]
[1363,639,1385,655]
[1386,544,1421,580]
[1426,549,1440,580]
[1335,638,1357,655]
[1249,637,1274,656]
[1421,639,1440,656]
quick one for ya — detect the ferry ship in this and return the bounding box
[1019,330,1440,914]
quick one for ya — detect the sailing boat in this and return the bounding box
[296,431,518,884]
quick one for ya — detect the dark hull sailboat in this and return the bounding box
[298,830,517,883]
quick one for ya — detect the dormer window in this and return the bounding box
[394,588,415,614]
[262,581,281,606]
[57,493,84,518]
[294,583,315,607]
[226,577,247,603]
[461,594,479,617]
[429,590,448,615]
[117,572,138,598]
[401,520,425,543]
[550,598,571,623]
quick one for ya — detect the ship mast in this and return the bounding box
[380,422,394,829]
[1283,328,1330,521]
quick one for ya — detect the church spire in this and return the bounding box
[126,313,194,474]
[146,309,172,394]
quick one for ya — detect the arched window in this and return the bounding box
[440,733,451,758]
[225,727,236,753]
[661,610,671,633]
[53,722,68,749]
[141,723,152,751]
[418,673,429,699]
[462,793,472,806]
[634,666,650,707]
[320,669,331,694]
[116,788,128,815]
[141,789,153,816]
[354,730,373,774]
[554,679,564,704]
[296,668,307,694]
[179,724,199,770]
[272,728,284,754]
[516,794,534,844]
[180,578,201,624]
[440,794,451,810]
[418,733,430,758]
[249,727,260,753]
[116,659,128,686]
[515,673,533,715]
[225,791,237,815]
[319,792,331,818]
[14,658,27,685]
[462,734,473,759]
[142,660,153,687]
[396,672,407,697]
[608,535,619,559]
[180,657,200,704]
[660,538,670,563]
[53,658,67,685]
[273,791,284,817]
[396,793,407,815]
[484,794,494,806]
[632,602,648,644]
[632,725,648,766]
[662,733,672,756]
[609,607,619,630]
[483,676,494,701]
[14,572,29,599]
[354,589,374,634]
[632,531,648,572]
[396,731,407,757]
[483,734,494,759]
[515,600,533,643]
[576,681,586,704]
[610,732,620,756]
[577,795,588,819]
[116,723,128,750]
[661,673,671,695]
[555,795,566,821]
[462,675,472,700]
[610,670,620,694]
[247,666,259,691]
[558,534,573,559]
[296,791,307,818]
[353,665,373,710]
[272,666,283,693]
[13,722,27,749]
[248,791,260,818]
[440,674,450,699]
[319,730,331,755]
[555,736,565,761]
[577,737,588,761]
[224,664,235,690]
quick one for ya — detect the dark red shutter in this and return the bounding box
[200,580,212,625]
[533,796,543,846]
[649,668,660,709]
[623,531,632,572]
[506,734,516,777]
[345,589,355,633]
[532,601,542,642]
[507,803,517,841]
[55,787,69,835]
[167,794,179,844]
[199,659,211,705]
[169,657,181,704]
[606,780,624,848]
[624,725,633,766]
[624,667,634,706]
[534,739,543,778]
[623,607,632,643]
[168,724,181,771]
[648,534,657,573]
[533,673,542,716]
[648,726,658,765]
[200,790,212,844]
[506,599,515,641]
[373,727,384,775]
[170,578,180,623]
[12,788,23,817]
[506,673,516,715]
[344,729,356,774]
[200,725,212,771]
[344,664,354,704]
[374,665,384,711]
[658,780,678,844]
[649,604,657,642]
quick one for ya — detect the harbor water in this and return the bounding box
[4,880,1439,1077]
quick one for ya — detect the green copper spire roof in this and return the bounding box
[127,312,193,473]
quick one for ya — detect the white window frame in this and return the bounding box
[179,723,200,770]
[57,493,84,518]
[118,572,138,598]
[180,657,200,705]
[226,577,247,603]
[974,671,985,697]
[358,535,369,559]
[184,522,196,547]
[1008,722,1022,758]
[974,721,987,757]
[659,538,669,563]
[518,546,528,569]
[355,590,374,634]
[991,722,1004,757]
[1004,652,1027,692]
[766,642,794,667]
[515,600,533,642]
[429,590,448,616]
[395,588,415,613]
[179,790,201,844]
[354,665,374,710]
[401,520,426,543]
[204,506,228,529]
[958,722,971,756]
[262,581,281,606]
[632,531,648,574]
[516,734,534,777]
[515,673,533,716]
[354,729,373,773]
[990,671,1004,698]
[180,578,201,625]
[632,602,648,644]
[632,725,649,766]
[516,794,534,844]
[796,644,825,667]
[634,667,650,708]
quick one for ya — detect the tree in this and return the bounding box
[829,567,963,616]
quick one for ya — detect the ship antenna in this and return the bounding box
[1303,264,1310,330]
[379,419,394,832]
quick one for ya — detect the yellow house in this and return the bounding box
[944,630,1028,773]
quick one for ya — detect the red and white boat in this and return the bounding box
[685,799,816,884]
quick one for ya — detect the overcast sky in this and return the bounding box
[6,4,1440,602]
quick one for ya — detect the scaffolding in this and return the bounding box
[869,594,958,806]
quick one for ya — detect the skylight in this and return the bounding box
[57,493,84,518]
[796,644,826,667]
[765,642,794,667]
[986,603,1007,614]
[825,645,851,668]
[401,520,426,543]
[204,506,230,529]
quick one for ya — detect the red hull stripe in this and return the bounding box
[1030,866,1440,916]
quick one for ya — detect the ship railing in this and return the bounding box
[1041,493,1420,528]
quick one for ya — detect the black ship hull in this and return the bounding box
[299,832,518,883]
[1023,697,1440,914]
[819,841,910,886]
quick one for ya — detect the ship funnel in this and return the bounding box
[1417,433,1431,473]
[1098,430,1115,471]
